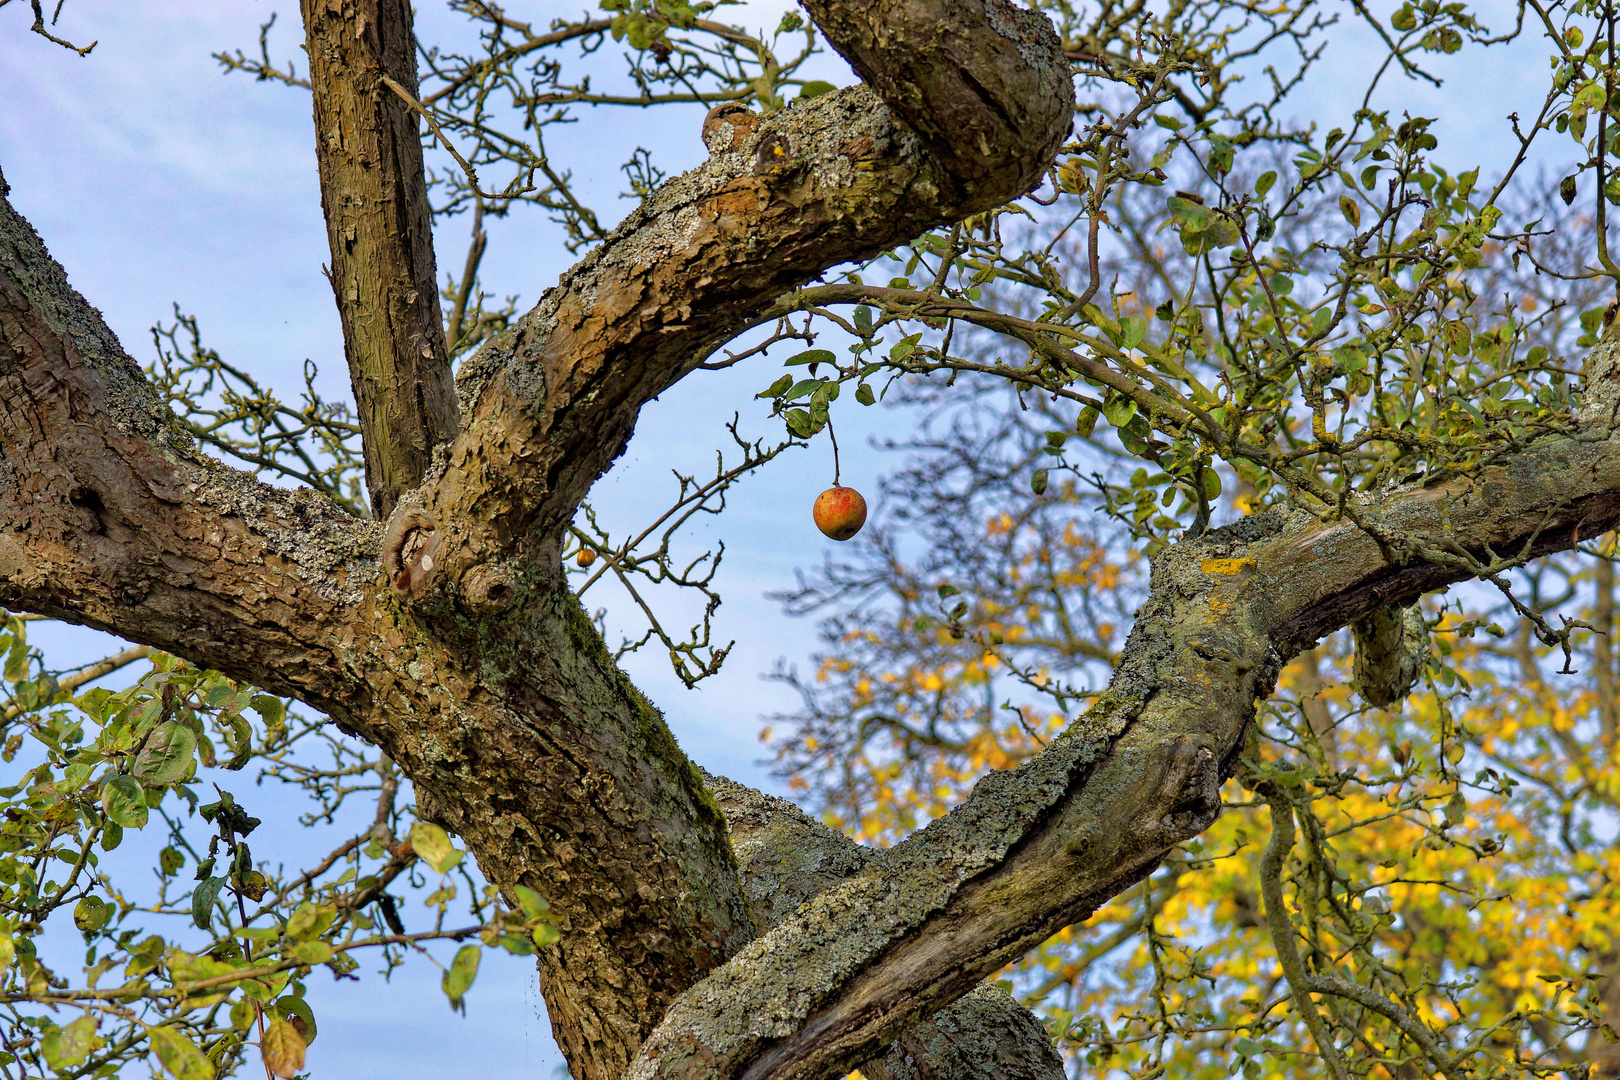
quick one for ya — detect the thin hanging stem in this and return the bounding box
[827,419,843,487]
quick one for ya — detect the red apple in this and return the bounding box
[813,485,867,541]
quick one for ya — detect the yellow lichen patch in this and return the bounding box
[1201,557,1255,576]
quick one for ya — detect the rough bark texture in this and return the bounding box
[707,774,1066,1080]
[301,0,459,518]
[1349,604,1427,707]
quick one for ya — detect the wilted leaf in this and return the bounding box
[43,1016,104,1072]
[73,895,110,933]
[273,996,318,1045]
[408,821,463,874]
[260,1018,306,1079]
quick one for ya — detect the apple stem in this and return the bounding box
[827,418,842,487]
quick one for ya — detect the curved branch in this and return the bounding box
[432,2,1073,550]
[625,332,1620,1080]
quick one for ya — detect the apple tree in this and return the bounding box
[3,0,1620,1078]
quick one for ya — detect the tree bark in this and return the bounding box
[707,774,1066,1080]
[301,0,459,518]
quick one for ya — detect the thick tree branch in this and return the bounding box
[706,774,1066,1080]
[0,193,375,710]
[624,333,1620,1080]
[801,0,1073,204]
[301,0,459,518]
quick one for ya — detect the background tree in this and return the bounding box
[6,0,1620,1079]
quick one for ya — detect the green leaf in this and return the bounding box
[1031,469,1049,496]
[797,80,836,99]
[937,584,960,599]
[1338,195,1361,229]
[784,349,835,367]
[409,821,463,875]
[43,1016,103,1073]
[249,695,285,731]
[531,921,560,948]
[442,944,481,1006]
[148,1026,214,1080]
[286,901,336,941]
[192,877,225,932]
[1202,470,1223,501]
[133,721,197,786]
[0,933,12,980]
[783,378,822,402]
[513,885,550,921]
[102,774,148,829]
[290,940,333,964]
[1165,196,1209,229]
[756,374,793,400]
[1391,4,1416,30]
[1254,171,1276,197]
[1101,396,1138,428]
[1119,316,1146,350]
[855,382,875,406]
